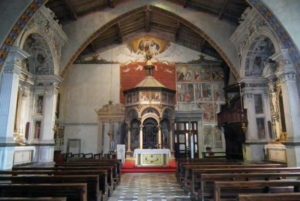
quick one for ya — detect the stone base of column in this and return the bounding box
[283,140,300,167]
[243,141,267,161]
[0,147,15,170]
[36,146,54,163]
[126,150,133,157]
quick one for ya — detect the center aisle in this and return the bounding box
[109,173,190,201]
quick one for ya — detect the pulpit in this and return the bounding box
[133,149,171,167]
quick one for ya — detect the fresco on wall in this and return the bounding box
[203,125,223,149]
[128,36,170,56]
[77,35,218,64]
[245,37,275,76]
[176,64,225,123]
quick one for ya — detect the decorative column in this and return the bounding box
[158,125,162,149]
[169,119,175,152]
[267,80,280,139]
[0,47,29,170]
[36,77,61,163]
[127,126,131,153]
[13,87,28,143]
[139,125,143,149]
[274,50,300,166]
[242,80,265,161]
[243,87,257,141]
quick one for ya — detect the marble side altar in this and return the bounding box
[133,149,171,167]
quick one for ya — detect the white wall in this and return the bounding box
[60,63,120,153]
[262,0,300,53]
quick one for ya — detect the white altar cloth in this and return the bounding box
[133,149,171,157]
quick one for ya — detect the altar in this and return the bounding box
[133,149,171,167]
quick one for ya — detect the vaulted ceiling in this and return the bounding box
[46,0,249,61]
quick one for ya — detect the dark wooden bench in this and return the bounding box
[0,198,66,201]
[188,167,300,194]
[58,159,122,183]
[1,169,109,201]
[194,172,300,201]
[238,193,300,201]
[0,183,87,201]
[176,159,241,182]
[214,180,300,201]
[183,163,285,190]
[0,175,101,201]
[55,162,120,185]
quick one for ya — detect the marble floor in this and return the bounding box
[108,173,191,201]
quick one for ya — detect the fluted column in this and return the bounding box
[169,119,175,152]
[127,126,131,152]
[242,89,257,141]
[158,125,162,149]
[36,76,61,163]
[0,47,29,170]
[139,125,143,149]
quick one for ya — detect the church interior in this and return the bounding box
[1,0,300,200]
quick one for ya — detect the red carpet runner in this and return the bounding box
[122,158,177,173]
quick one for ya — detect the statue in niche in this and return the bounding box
[107,131,115,151]
[36,95,44,114]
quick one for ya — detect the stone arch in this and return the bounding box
[240,26,282,78]
[125,108,139,123]
[22,33,54,75]
[141,107,160,119]
[60,4,241,78]
[141,113,160,124]
[139,105,161,118]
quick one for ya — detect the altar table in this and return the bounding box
[133,149,171,167]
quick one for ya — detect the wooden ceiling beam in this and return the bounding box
[175,21,181,41]
[64,0,78,20]
[145,6,151,32]
[218,0,230,20]
[107,0,115,8]
[116,22,123,43]
[183,0,190,8]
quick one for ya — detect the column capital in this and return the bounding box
[277,71,296,83]
[4,47,29,74]
[35,75,63,87]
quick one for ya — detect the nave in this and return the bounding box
[108,173,190,201]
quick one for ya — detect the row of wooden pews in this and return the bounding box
[0,157,122,201]
[177,158,300,201]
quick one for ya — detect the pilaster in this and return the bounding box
[0,47,29,170]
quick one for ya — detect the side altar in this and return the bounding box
[133,149,171,167]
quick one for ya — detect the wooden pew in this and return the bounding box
[214,180,300,201]
[183,163,285,190]
[0,169,109,201]
[0,183,87,201]
[188,167,300,194]
[0,198,66,201]
[13,165,113,193]
[194,172,300,201]
[55,162,120,185]
[59,159,122,183]
[179,162,284,185]
[0,175,101,201]
[238,193,300,201]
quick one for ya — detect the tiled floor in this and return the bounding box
[108,173,190,201]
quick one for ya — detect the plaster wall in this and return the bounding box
[60,0,239,76]
[0,0,32,46]
[60,64,120,153]
[262,0,300,53]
